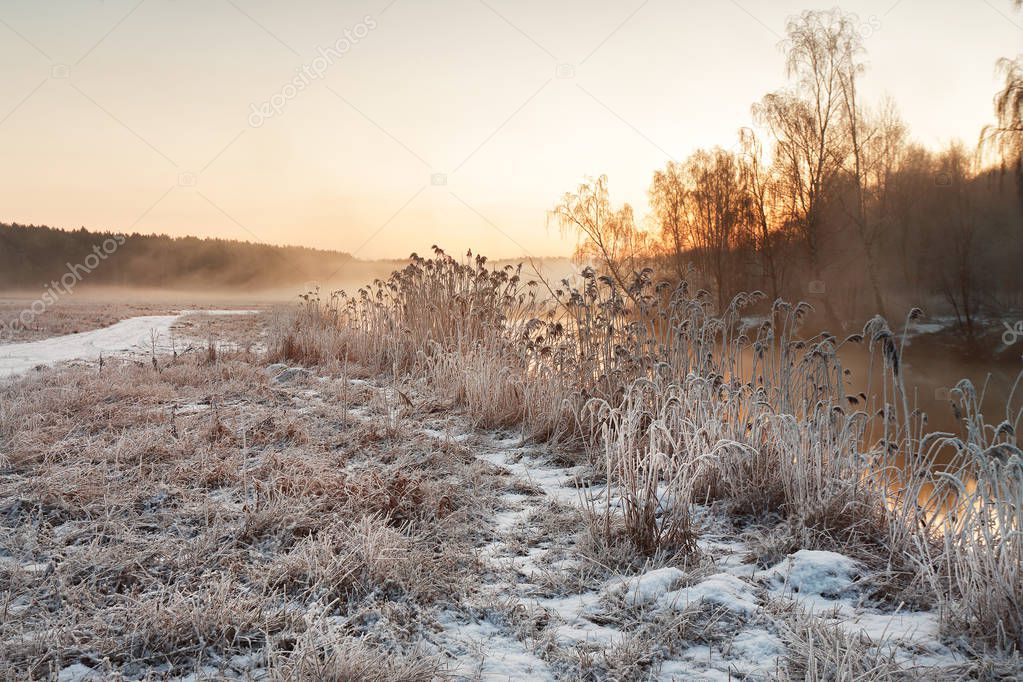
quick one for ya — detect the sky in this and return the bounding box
[0,0,1020,259]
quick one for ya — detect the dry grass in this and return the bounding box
[0,299,208,344]
[3,248,1021,677]
[907,396,1023,653]
[0,351,494,678]
[264,249,1023,662]
[267,252,575,441]
[171,310,270,352]
[775,602,906,681]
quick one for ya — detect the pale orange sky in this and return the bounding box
[0,0,1020,259]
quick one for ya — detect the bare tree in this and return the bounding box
[839,92,906,318]
[549,175,647,299]
[982,57,1023,169]
[738,128,783,301]
[979,2,1022,202]
[649,161,690,282]
[888,144,933,297]
[754,9,863,324]
[681,148,750,311]
[934,145,982,346]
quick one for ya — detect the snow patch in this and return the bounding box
[57,664,103,682]
[730,627,785,664]
[658,572,760,614]
[607,566,685,605]
[843,609,941,644]
[433,613,551,679]
[761,549,859,598]
[0,314,180,378]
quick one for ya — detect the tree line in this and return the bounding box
[552,8,1023,344]
[0,222,386,292]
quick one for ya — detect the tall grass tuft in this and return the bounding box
[270,248,1023,655]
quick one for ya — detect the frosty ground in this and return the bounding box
[0,309,266,380]
[0,311,989,680]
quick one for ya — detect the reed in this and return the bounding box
[270,248,1023,655]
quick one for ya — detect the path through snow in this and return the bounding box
[0,311,256,379]
[413,420,960,679]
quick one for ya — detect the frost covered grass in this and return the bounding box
[269,249,1023,669]
[170,309,271,353]
[0,353,498,679]
[2,248,1021,679]
[0,300,180,344]
[911,398,1023,654]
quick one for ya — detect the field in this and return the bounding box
[0,300,179,345]
[1,252,1021,680]
[0,299,274,346]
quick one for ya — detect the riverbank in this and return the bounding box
[0,354,993,680]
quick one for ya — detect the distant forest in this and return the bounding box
[0,223,401,292]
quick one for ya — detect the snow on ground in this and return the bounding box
[608,566,686,605]
[760,552,948,658]
[758,548,947,649]
[36,360,964,680]
[429,613,554,679]
[258,365,963,679]
[658,573,761,615]
[760,549,860,601]
[433,439,805,677]
[421,417,959,679]
[0,310,257,379]
[56,662,104,681]
[0,314,179,378]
